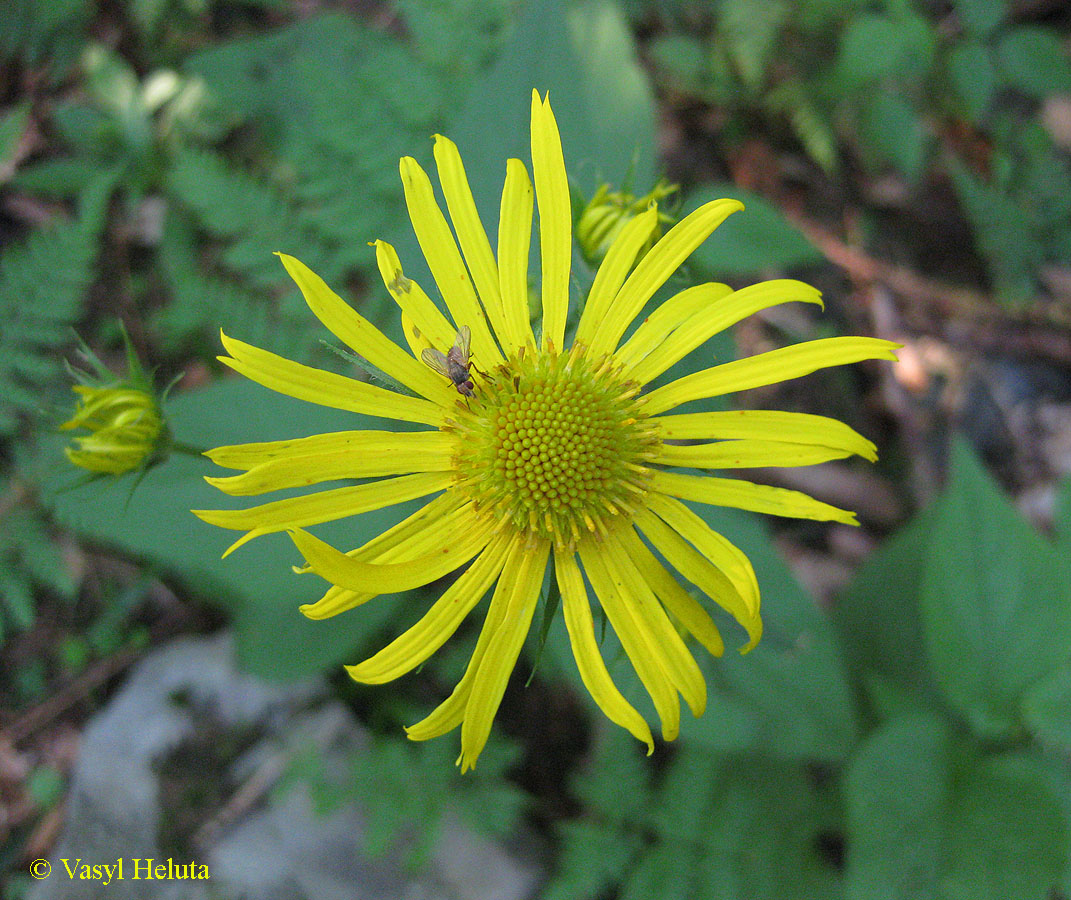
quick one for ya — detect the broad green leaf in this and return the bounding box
[995,27,1071,98]
[832,504,943,717]
[859,91,929,182]
[42,378,426,679]
[941,753,1066,900]
[834,13,935,91]
[685,183,822,277]
[647,33,707,93]
[846,717,1067,900]
[920,436,1071,737]
[845,714,951,899]
[448,0,657,218]
[951,0,1005,37]
[1022,660,1071,752]
[1056,474,1071,552]
[946,41,997,124]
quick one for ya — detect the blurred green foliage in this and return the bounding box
[2,0,1070,896]
[639,0,1071,304]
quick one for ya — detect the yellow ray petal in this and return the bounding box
[459,537,550,771]
[406,533,526,742]
[601,534,706,717]
[650,409,878,461]
[654,438,856,470]
[497,158,537,353]
[373,240,457,353]
[652,469,858,525]
[612,282,733,373]
[289,509,495,596]
[579,541,681,741]
[626,280,824,385]
[554,545,654,752]
[399,156,502,367]
[300,493,463,619]
[219,332,444,427]
[433,135,509,349]
[400,311,433,361]
[346,530,513,684]
[635,506,762,652]
[194,471,451,556]
[616,527,724,658]
[275,253,453,405]
[645,493,759,614]
[204,430,455,496]
[587,199,743,358]
[530,91,571,354]
[641,336,901,416]
[574,206,660,348]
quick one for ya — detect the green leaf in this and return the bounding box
[947,155,1041,304]
[845,718,1065,900]
[995,27,1071,99]
[618,842,695,900]
[941,753,1066,900]
[919,436,1071,737]
[684,504,858,761]
[832,504,943,717]
[844,714,951,899]
[1021,659,1071,752]
[544,820,642,900]
[448,0,657,219]
[1055,474,1071,552]
[0,173,112,436]
[0,101,30,181]
[950,0,1005,37]
[834,13,935,91]
[684,183,823,277]
[661,753,842,900]
[859,91,930,182]
[946,41,997,124]
[42,378,426,679]
[647,33,707,93]
[719,0,789,91]
[7,156,104,197]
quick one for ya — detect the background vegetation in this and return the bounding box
[2,0,1071,897]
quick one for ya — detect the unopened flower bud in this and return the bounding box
[60,384,163,475]
[576,180,679,267]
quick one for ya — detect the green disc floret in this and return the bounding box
[450,345,660,547]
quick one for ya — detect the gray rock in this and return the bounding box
[30,633,540,900]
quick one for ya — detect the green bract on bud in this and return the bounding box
[576,180,679,268]
[60,385,163,475]
[60,325,169,476]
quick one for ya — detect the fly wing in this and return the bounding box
[452,325,471,362]
[421,347,451,377]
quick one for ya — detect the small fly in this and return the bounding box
[422,325,476,397]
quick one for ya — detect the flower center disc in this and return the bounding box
[450,347,659,547]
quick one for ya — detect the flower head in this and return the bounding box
[195,90,898,770]
[61,332,165,476]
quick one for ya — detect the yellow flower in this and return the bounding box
[195,90,898,770]
[61,384,163,475]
